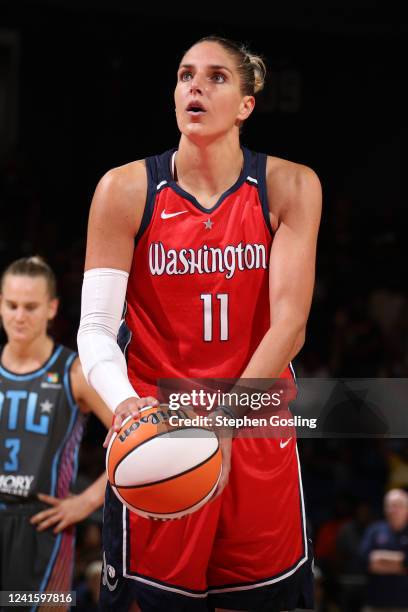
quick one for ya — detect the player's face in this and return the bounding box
[0,274,58,344]
[174,42,255,142]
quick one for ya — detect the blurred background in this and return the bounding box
[0,1,407,609]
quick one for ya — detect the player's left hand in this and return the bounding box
[30,493,92,534]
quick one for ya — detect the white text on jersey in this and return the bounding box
[149,241,267,279]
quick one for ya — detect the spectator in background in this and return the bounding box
[360,489,408,611]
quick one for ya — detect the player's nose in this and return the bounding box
[15,308,26,321]
[189,73,204,94]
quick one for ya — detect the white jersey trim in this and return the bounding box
[156,180,167,190]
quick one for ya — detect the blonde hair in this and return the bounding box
[188,36,266,96]
[0,256,57,299]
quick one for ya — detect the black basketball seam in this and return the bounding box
[114,444,220,489]
[115,477,219,516]
[111,425,219,485]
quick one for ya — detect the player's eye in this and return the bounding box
[180,71,193,81]
[212,72,226,83]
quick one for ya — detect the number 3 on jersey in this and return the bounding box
[200,293,229,342]
[4,438,21,471]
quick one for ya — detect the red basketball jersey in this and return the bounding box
[124,146,294,396]
[118,148,308,593]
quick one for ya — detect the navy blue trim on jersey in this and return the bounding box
[247,147,259,179]
[162,146,252,215]
[256,151,274,236]
[117,320,132,360]
[134,158,159,248]
[0,344,63,381]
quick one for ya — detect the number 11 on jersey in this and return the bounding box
[200,293,229,342]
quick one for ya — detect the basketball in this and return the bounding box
[106,404,222,519]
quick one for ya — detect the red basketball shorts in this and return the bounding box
[122,435,307,593]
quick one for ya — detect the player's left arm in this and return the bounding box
[31,358,111,533]
[212,163,321,498]
[240,162,322,379]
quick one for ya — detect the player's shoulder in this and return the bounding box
[97,159,147,200]
[264,155,321,219]
[265,155,321,195]
[90,159,148,225]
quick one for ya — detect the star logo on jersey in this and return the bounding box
[203,218,213,230]
[40,399,54,413]
[161,209,188,220]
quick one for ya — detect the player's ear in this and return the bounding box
[237,95,255,122]
[48,297,59,321]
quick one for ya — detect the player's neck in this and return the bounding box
[1,336,54,373]
[175,136,243,199]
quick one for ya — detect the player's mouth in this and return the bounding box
[186,101,207,115]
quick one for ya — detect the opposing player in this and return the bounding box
[78,36,322,611]
[0,256,112,608]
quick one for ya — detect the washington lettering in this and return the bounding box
[149,242,267,279]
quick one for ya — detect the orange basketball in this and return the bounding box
[106,405,222,519]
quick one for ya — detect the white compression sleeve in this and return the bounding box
[77,268,139,412]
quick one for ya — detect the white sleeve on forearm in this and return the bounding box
[77,268,139,412]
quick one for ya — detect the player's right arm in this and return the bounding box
[78,161,159,444]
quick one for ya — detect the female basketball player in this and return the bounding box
[0,256,112,605]
[78,36,322,612]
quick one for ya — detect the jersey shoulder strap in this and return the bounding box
[243,147,273,235]
[134,148,175,246]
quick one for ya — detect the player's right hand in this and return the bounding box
[103,396,159,448]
